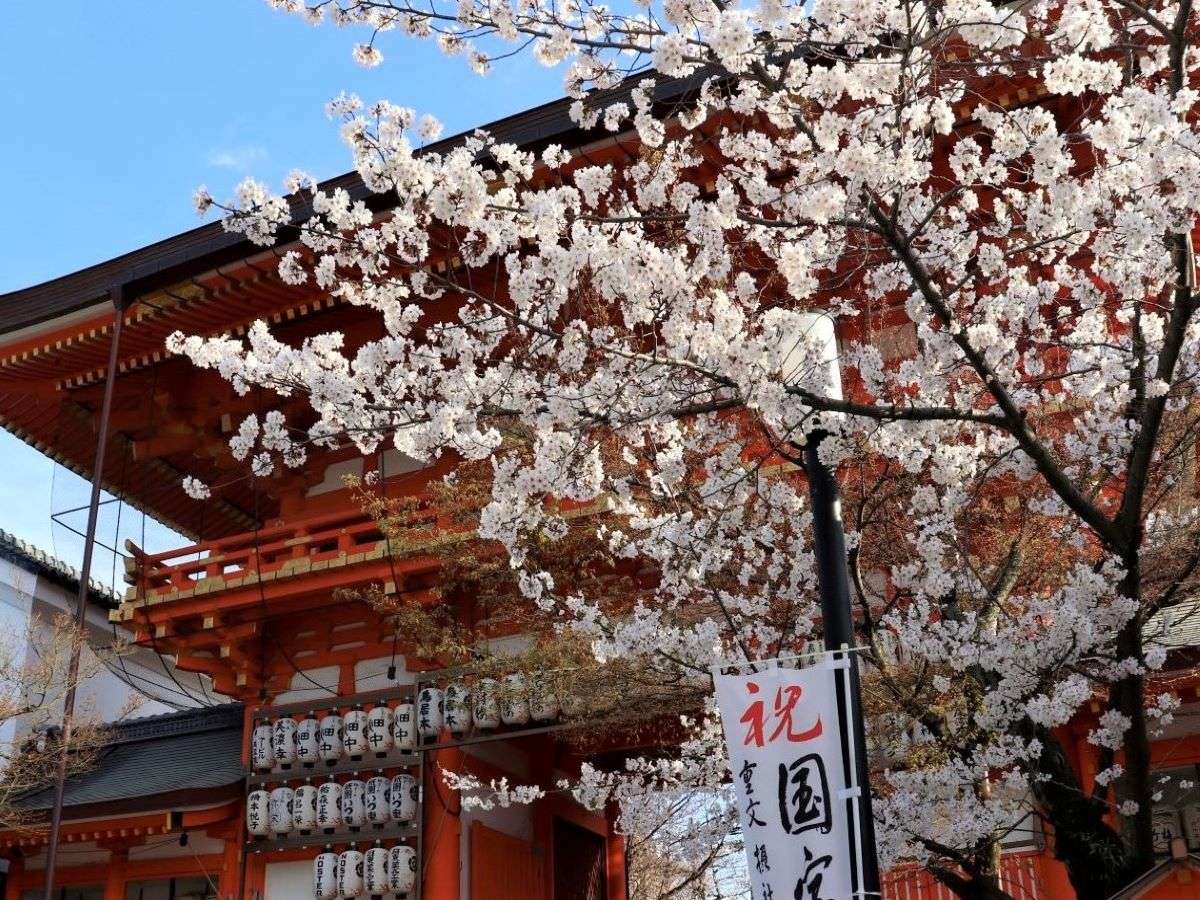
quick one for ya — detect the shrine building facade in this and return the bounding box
[3,75,1200,900]
[0,88,640,900]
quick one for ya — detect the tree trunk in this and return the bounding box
[1029,726,1138,899]
[1110,562,1155,872]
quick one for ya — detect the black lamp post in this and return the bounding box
[804,435,882,897]
[791,311,881,896]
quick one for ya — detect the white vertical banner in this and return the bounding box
[714,657,859,900]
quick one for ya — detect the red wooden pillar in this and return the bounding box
[245,850,267,900]
[528,740,555,900]
[533,796,553,900]
[104,848,128,900]
[1035,823,1077,900]
[423,748,462,900]
[216,822,243,900]
[338,665,356,696]
[605,803,627,900]
[5,855,24,900]
[241,706,256,767]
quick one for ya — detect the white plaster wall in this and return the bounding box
[356,655,414,694]
[19,590,175,739]
[273,656,420,706]
[305,450,424,498]
[0,552,198,753]
[0,562,35,751]
[264,859,312,899]
[273,665,342,705]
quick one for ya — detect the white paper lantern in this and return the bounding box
[342,778,367,830]
[268,786,294,835]
[317,779,343,833]
[417,688,444,740]
[387,845,417,894]
[1154,808,1182,854]
[314,848,339,900]
[501,674,530,726]
[272,717,298,769]
[337,847,365,898]
[344,705,369,759]
[366,776,391,826]
[296,712,321,766]
[294,781,318,833]
[392,703,416,751]
[473,678,500,730]
[444,682,473,736]
[364,843,389,895]
[1183,803,1200,848]
[319,713,344,765]
[246,788,270,837]
[389,774,418,823]
[366,703,394,757]
[529,678,559,722]
[251,722,275,771]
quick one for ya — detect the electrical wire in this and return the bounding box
[134,556,219,708]
[39,361,210,709]
[104,435,178,707]
[132,363,215,708]
[248,386,339,696]
[95,657,208,708]
[187,841,221,899]
[381,448,404,681]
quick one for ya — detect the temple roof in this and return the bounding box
[17,704,244,818]
[0,74,710,542]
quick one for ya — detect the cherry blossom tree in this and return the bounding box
[172,0,1200,895]
[0,616,122,833]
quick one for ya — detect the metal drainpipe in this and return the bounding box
[42,284,127,900]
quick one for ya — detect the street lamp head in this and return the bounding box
[780,311,843,404]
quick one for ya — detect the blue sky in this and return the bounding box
[0,1,563,587]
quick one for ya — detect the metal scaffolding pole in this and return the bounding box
[42,284,127,900]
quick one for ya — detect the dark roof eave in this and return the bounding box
[46,781,244,822]
[12,704,246,814]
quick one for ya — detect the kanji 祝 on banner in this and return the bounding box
[715,660,854,900]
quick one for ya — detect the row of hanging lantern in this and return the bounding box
[252,702,414,771]
[248,772,419,838]
[252,674,587,772]
[313,841,417,899]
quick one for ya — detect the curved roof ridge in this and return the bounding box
[0,527,117,608]
[102,702,243,746]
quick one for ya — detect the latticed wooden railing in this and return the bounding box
[117,496,458,611]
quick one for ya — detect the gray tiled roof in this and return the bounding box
[18,703,244,814]
[1147,601,1200,651]
[0,527,117,609]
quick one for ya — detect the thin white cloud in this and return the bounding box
[206,144,268,171]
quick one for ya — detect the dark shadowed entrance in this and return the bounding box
[554,819,607,900]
